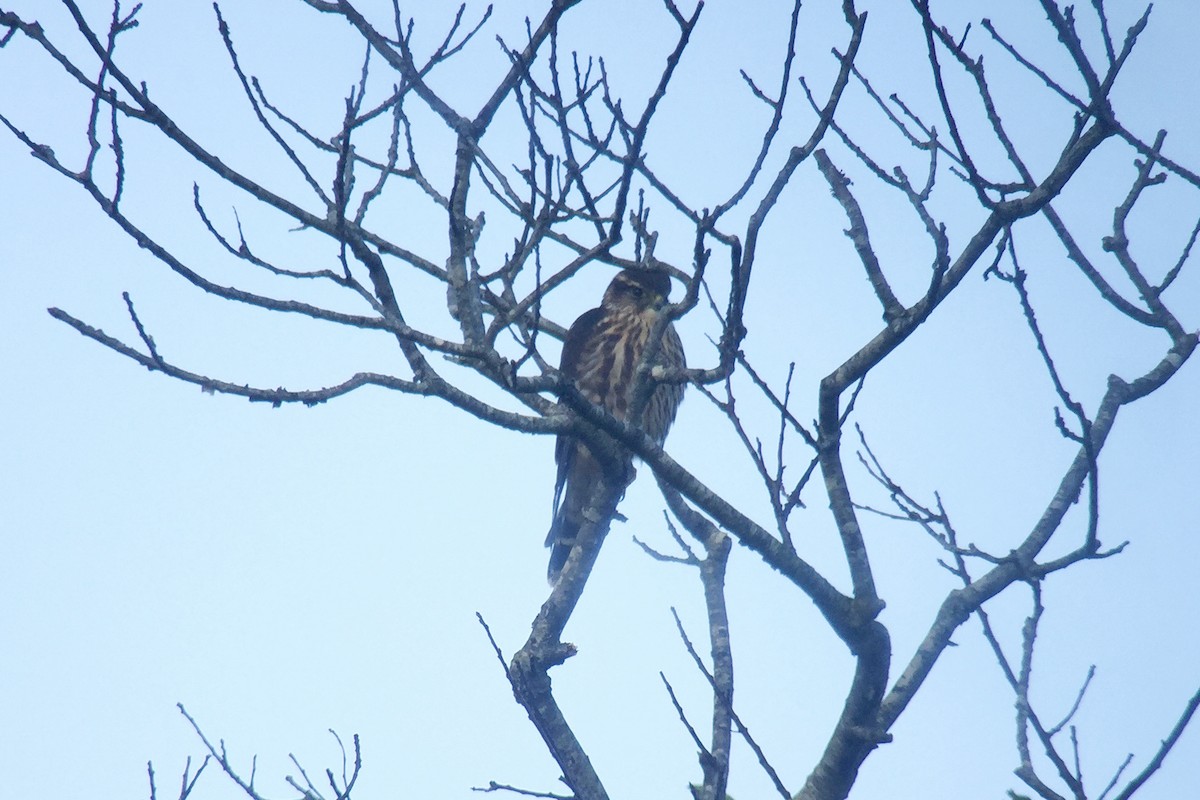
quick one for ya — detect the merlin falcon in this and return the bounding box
[546,268,686,582]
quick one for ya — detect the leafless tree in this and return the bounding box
[2,1,1197,799]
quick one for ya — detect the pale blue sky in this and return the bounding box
[2,2,1199,799]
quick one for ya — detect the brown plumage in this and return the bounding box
[546,269,686,582]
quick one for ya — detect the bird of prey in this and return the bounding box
[546,268,686,582]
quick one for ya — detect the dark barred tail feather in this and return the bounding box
[545,511,578,584]
[545,441,591,584]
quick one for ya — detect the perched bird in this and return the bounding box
[546,268,686,582]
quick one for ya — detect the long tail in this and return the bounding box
[545,509,579,584]
[546,436,587,583]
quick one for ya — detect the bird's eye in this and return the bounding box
[628,285,643,298]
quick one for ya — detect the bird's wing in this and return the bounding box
[552,305,605,515]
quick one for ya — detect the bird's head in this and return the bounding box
[603,269,673,313]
